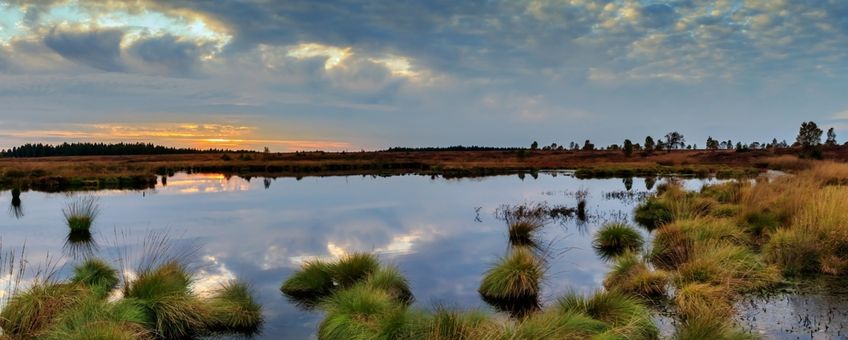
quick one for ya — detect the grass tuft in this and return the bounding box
[70,259,119,297]
[634,199,672,230]
[478,246,543,316]
[0,283,89,338]
[206,280,264,336]
[280,259,335,307]
[62,196,100,231]
[364,266,414,304]
[592,223,644,260]
[332,253,380,288]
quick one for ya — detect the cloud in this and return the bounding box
[125,34,210,76]
[43,27,126,72]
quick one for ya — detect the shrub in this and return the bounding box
[592,223,645,260]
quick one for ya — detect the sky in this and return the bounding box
[0,0,847,151]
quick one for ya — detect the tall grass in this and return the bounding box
[592,223,644,260]
[62,196,100,231]
[0,283,89,338]
[332,253,380,288]
[281,259,335,307]
[508,217,545,247]
[603,252,668,298]
[206,280,264,335]
[70,259,119,297]
[478,246,543,316]
[556,290,657,339]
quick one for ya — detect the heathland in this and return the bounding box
[1,146,845,191]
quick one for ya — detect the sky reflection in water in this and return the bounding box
[1,172,818,338]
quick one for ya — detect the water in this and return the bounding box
[0,172,844,339]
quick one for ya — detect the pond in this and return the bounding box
[1,172,845,339]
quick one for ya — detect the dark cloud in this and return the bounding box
[43,28,126,72]
[126,34,208,76]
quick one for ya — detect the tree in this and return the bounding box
[664,131,685,150]
[531,141,539,150]
[796,121,823,149]
[826,127,837,146]
[582,140,595,151]
[644,136,655,153]
[706,137,719,151]
[623,139,633,157]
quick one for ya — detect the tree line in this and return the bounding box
[529,121,842,158]
[0,142,247,158]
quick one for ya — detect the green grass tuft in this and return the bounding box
[280,259,335,306]
[70,259,119,297]
[318,285,411,339]
[332,253,380,288]
[592,223,645,260]
[508,217,545,247]
[478,246,543,316]
[43,297,150,340]
[206,280,264,336]
[364,266,414,304]
[62,196,99,231]
[634,199,672,230]
[123,261,207,339]
[0,283,90,338]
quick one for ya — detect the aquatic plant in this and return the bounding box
[280,259,335,306]
[364,266,414,304]
[508,216,545,247]
[42,297,150,340]
[504,310,608,339]
[206,281,264,336]
[62,196,100,231]
[556,290,657,339]
[673,314,757,340]
[675,241,780,293]
[478,246,543,316]
[634,199,672,230]
[592,223,644,260]
[673,283,733,320]
[762,228,821,275]
[70,259,119,296]
[123,261,207,339]
[0,283,89,338]
[63,229,99,260]
[318,285,416,340]
[332,253,380,288]
[603,252,668,298]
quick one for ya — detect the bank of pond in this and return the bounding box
[1,161,847,338]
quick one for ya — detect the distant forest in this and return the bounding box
[0,142,249,158]
[385,146,523,152]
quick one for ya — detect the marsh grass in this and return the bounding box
[332,253,380,288]
[673,283,733,320]
[592,223,644,260]
[508,217,545,247]
[675,241,780,293]
[673,314,757,340]
[123,260,208,339]
[603,253,668,298]
[63,196,99,231]
[504,310,608,339]
[478,246,543,316]
[42,297,150,340]
[0,283,90,338]
[280,259,335,307]
[364,266,414,304]
[70,259,119,297]
[556,290,657,338]
[424,307,493,340]
[206,280,264,336]
[318,285,411,339]
[634,199,672,230]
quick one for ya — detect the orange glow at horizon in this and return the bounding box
[0,122,355,152]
